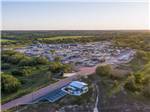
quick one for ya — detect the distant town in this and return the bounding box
[16,41,136,68]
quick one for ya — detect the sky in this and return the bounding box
[1,0,150,30]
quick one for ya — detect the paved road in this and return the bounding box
[1,67,96,111]
[1,75,79,111]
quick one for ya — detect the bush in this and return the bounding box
[33,57,49,65]
[2,50,16,56]
[136,50,148,62]
[1,55,9,63]
[19,57,33,66]
[11,69,23,76]
[134,73,145,84]
[96,65,112,76]
[143,83,150,97]
[143,76,150,85]
[1,73,21,93]
[49,62,63,73]
[124,75,141,92]
[1,63,11,70]
[21,67,32,76]
[54,56,61,62]
[63,64,73,73]
[11,67,32,76]
[7,53,24,64]
[46,71,52,80]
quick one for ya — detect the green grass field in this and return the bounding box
[1,39,16,43]
[38,36,90,40]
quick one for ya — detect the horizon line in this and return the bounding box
[1,29,150,31]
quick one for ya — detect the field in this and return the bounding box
[38,36,90,40]
[1,39,16,43]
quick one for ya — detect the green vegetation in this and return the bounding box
[1,30,150,104]
[123,50,150,97]
[38,36,89,40]
[1,73,21,93]
[1,50,72,103]
[95,33,150,99]
[96,65,112,77]
[125,61,150,97]
[113,33,150,51]
[1,39,16,43]
[38,36,112,44]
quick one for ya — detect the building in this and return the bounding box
[61,81,88,96]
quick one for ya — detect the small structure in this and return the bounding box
[36,88,67,103]
[61,81,88,96]
[33,81,88,103]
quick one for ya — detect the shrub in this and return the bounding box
[21,67,32,76]
[2,50,16,56]
[124,75,141,92]
[7,53,24,64]
[1,55,9,63]
[143,76,150,85]
[134,73,145,84]
[63,64,73,73]
[143,83,150,97]
[1,63,11,70]
[19,57,33,66]
[11,67,32,76]
[96,65,112,76]
[54,56,61,62]
[46,71,52,80]
[49,62,63,73]
[11,69,23,76]
[1,73,21,93]
[33,57,49,65]
[136,50,148,62]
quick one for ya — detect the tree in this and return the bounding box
[11,69,23,76]
[49,62,63,73]
[7,53,24,64]
[134,73,145,84]
[2,50,16,56]
[54,56,61,62]
[143,83,150,97]
[50,49,55,55]
[1,63,11,70]
[124,75,137,92]
[136,50,148,62]
[1,73,21,93]
[63,64,73,73]
[124,75,142,92]
[96,65,112,76]
[33,57,49,65]
[19,57,33,66]
[46,71,52,80]
[11,67,32,76]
